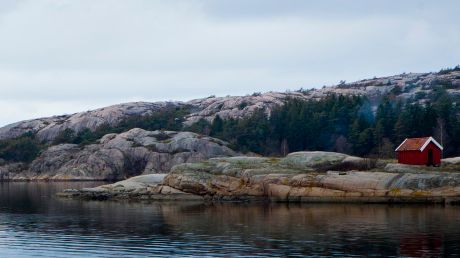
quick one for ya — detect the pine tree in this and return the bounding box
[210,115,224,137]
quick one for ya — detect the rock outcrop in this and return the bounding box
[160,154,460,203]
[443,157,460,165]
[0,162,26,181]
[1,69,459,142]
[0,102,184,142]
[3,129,237,181]
[384,161,460,174]
[60,152,460,203]
[58,174,202,201]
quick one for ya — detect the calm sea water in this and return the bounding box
[1,182,460,257]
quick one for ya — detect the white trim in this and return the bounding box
[420,136,443,151]
[395,137,444,152]
[395,138,408,151]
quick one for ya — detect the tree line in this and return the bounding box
[1,87,459,163]
[189,89,460,158]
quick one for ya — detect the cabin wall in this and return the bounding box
[397,142,442,165]
[397,150,424,165]
[421,142,442,165]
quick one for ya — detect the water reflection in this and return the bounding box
[0,182,459,257]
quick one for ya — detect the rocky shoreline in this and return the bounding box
[58,152,460,204]
[57,171,460,204]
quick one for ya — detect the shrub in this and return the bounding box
[0,132,43,163]
[238,101,249,110]
[155,132,172,141]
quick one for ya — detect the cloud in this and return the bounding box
[0,0,459,125]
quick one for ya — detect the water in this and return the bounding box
[1,182,460,257]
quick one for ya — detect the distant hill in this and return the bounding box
[1,66,460,182]
[1,66,459,143]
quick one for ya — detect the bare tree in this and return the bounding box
[280,138,289,157]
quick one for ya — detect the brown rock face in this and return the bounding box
[58,174,204,201]
[162,155,460,203]
[59,152,460,203]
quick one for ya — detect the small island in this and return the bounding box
[0,68,459,205]
[58,151,460,204]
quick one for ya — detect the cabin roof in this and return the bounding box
[395,136,443,152]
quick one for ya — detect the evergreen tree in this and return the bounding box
[210,115,224,137]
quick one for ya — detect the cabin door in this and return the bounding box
[427,149,433,166]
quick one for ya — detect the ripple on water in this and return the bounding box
[1,182,460,257]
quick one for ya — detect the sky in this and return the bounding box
[0,0,459,126]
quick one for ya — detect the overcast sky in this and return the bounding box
[0,0,459,126]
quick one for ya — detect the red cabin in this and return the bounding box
[395,137,443,166]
